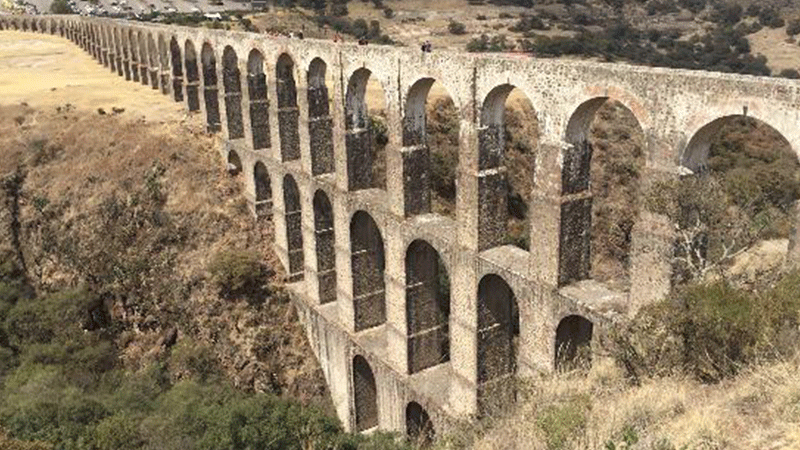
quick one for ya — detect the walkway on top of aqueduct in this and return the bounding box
[4,14,800,441]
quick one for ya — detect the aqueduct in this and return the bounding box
[4,14,800,439]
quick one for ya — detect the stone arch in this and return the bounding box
[59,20,65,37]
[478,84,539,251]
[184,40,200,111]
[307,57,334,175]
[555,315,593,371]
[201,42,221,133]
[138,31,149,85]
[405,239,450,373]
[50,19,56,34]
[276,53,300,161]
[558,96,646,288]
[345,67,388,191]
[222,46,245,140]
[227,150,242,174]
[113,28,123,77]
[30,19,36,32]
[350,210,386,331]
[476,273,519,415]
[147,33,158,89]
[247,49,271,150]
[313,189,336,304]
[406,402,435,446]
[681,114,796,172]
[158,34,169,95]
[254,162,272,217]
[128,29,140,82]
[283,175,304,282]
[402,77,460,218]
[169,37,183,102]
[353,355,378,432]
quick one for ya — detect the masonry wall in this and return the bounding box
[8,14,800,436]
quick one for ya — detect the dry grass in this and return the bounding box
[460,355,800,450]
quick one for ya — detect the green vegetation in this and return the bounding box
[613,270,800,383]
[0,255,410,450]
[49,0,74,14]
[208,249,268,302]
[535,396,589,450]
[448,20,467,35]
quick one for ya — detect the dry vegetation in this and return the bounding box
[0,102,327,404]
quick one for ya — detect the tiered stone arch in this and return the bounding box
[222,46,245,140]
[184,40,200,111]
[352,355,378,432]
[307,57,334,176]
[247,49,271,151]
[283,174,304,282]
[344,67,389,191]
[253,161,272,218]
[554,91,648,287]
[276,53,300,162]
[350,210,386,331]
[201,42,221,132]
[402,77,461,218]
[477,84,537,251]
[405,239,450,374]
[313,189,336,304]
[476,273,519,415]
[169,36,183,102]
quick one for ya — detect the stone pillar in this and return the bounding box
[238,58,254,149]
[448,249,479,416]
[788,201,800,267]
[629,210,674,314]
[384,221,409,375]
[529,141,565,286]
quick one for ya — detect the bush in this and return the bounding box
[779,68,800,78]
[448,20,467,35]
[382,7,393,18]
[678,0,705,14]
[787,19,800,36]
[759,7,785,28]
[536,396,589,450]
[710,2,742,25]
[49,0,73,13]
[207,249,265,299]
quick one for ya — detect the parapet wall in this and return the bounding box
[5,14,800,437]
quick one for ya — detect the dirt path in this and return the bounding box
[0,30,186,122]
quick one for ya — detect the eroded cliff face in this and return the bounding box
[0,103,330,409]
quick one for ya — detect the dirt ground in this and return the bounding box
[0,30,187,123]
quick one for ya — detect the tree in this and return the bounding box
[50,0,74,14]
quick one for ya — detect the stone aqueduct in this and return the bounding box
[4,14,800,439]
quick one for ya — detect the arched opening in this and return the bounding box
[138,32,149,85]
[345,68,388,191]
[283,175,304,282]
[403,79,459,218]
[406,402,435,447]
[30,19,36,32]
[561,98,646,289]
[555,315,593,372]
[405,240,450,373]
[350,211,385,331]
[247,50,271,150]
[121,29,132,80]
[227,150,242,175]
[169,37,183,102]
[254,162,272,218]
[222,46,245,140]
[60,21,65,37]
[307,58,334,176]
[670,116,800,283]
[22,20,28,31]
[184,40,200,112]
[276,54,300,161]
[353,355,378,432]
[158,35,169,95]
[114,29,123,77]
[313,190,336,304]
[50,20,56,35]
[476,274,519,415]
[478,85,539,251]
[147,33,158,89]
[129,30,139,82]
[201,43,221,133]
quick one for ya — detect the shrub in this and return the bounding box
[49,0,73,13]
[207,249,265,299]
[448,20,466,35]
[678,0,705,14]
[536,396,589,450]
[759,7,785,28]
[710,2,742,25]
[787,19,800,36]
[383,7,393,18]
[779,68,800,78]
